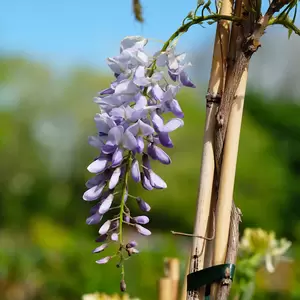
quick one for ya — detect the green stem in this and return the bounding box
[147,14,242,76]
[118,151,133,278]
[268,17,300,35]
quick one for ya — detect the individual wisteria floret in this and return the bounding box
[83,35,195,291]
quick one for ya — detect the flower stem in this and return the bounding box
[118,151,133,278]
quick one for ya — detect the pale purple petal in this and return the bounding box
[120,36,147,51]
[110,220,120,231]
[142,154,151,179]
[141,172,153,190]
[133,66,151,86]
[126,241,138,248]
[87,157,108,173]
[136,224,152,236]
[98,194,114,214]
[134,93,147,109]
[99,220,111,235]
[136,197,151,212]
[169,68,178,81]
[179,71,196,88]
[114,79,138,95]
[151,84,164,100]
[102,142,118,154]
[151,112,164,132]
[138,120,154,136]
[124,215,131,223]
[127,122,139,136]
[112,148,123,167]
[83,182,106,201]
[85,174,106,188]
[86,213,103,225]
[161,118,184,133]
[96,256,111,264]
[169,99,184,118]
[149,170,167,189]
[123,130,137,150]
[98,88,114,96]
[147,143,157,160]
[109,168,121,189]
[158,132,173,148]
[149,144,171,165]
[95,234,108,242]
[88,136,104,149]
[133,216,150,225]
[136,136,144,153]
[156,52,167,67]
[108,126,124,144]
[111,233,119,241]
[93,243,108,253]
[131,159,141,182]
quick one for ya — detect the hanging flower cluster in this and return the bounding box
[83,36,195,290]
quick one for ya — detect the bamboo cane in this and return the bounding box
[210,0,248,297]
[158,258,180,300]
[186,0,233,299]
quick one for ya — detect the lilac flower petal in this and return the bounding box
[151,84,164,100]
[169,99,184,118]
[123,130,137,150]
[98,194,114,214]
[162,118,184,133]
[109,168,121,189]
[102,142,118,154]
[115,79,138,95]
[90,203,101,215]
[179,71,196,88]
[158,132,173,148]
[111,233,119,241]
[85,174,105,188]
[86,213,103,225]
[99,220,111,235]
[110,220,120,230]
[134,94,147,110]
[107,126,124,145]
[88,136,104,149]
[151,145,171,165]
[138,120,154,136]
[96,256,111,264]
[112,148,123,167]
[120,36,147,51]
[141,172,153,190]
[168,70,177,81]
[87,157,108,173]
[83,182,106,201]
[131,159,141,182]
[136,224,151,236]
[136,197,151,212]
[95,234,108,242]
[127,122,139,136]
[133,216,150,225]
[126,241,138,248]
[147,143,158,160]
[136,136,144,153]
[98,88,114,96]
[124,215,131,223]
[151,112,164,132]
[93,243,108,253]
[133,66,151,86]
[156,52,167,67]
[149,170,167,189]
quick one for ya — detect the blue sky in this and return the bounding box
[1,0,215,71]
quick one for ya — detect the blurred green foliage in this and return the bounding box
[0,56,300,300]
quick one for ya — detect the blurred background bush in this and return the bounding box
[1,1,300,299]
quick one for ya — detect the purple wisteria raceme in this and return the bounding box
[83,35,195,291]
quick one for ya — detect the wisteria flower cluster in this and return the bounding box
[83,36,195,290]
